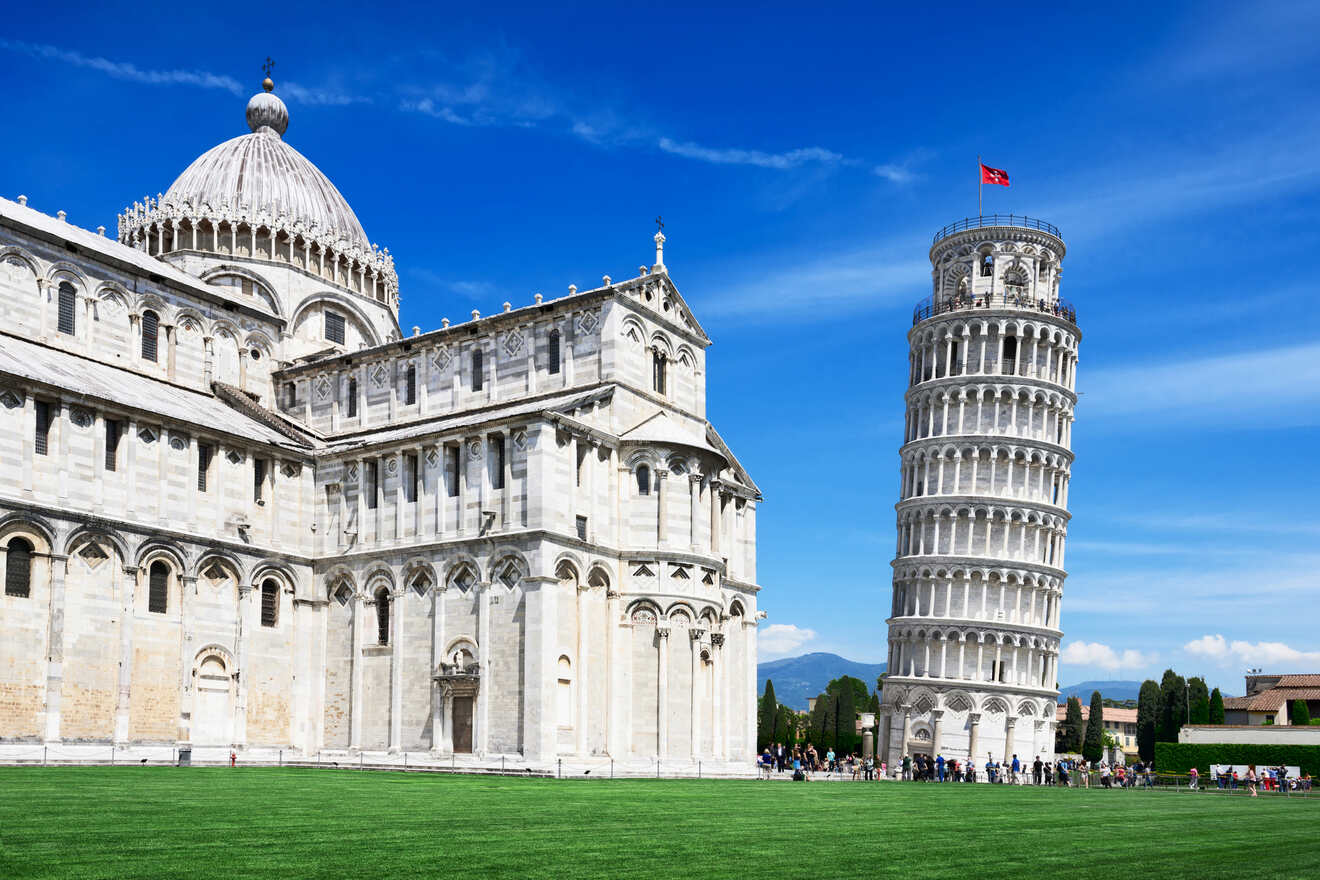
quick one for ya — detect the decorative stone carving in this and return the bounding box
[577,310,598,334]
[169,435,188,451]
[138,427,157,444]
[503,330,524,358]
[315,377,331,400]
[370,363,387,388]
[432,346,451,371]
[385,457,398,475]
[630,608,656,624]
[512,430,527,451]
[710,633,725,647]
[226,449,243,464]
[466,439,482,460]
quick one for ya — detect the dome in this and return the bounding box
[160,83,369,251]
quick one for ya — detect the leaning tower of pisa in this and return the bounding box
[879,215,1080,774]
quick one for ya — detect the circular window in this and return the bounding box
[250,349,261,360]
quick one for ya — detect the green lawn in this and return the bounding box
[2,768,1317,879]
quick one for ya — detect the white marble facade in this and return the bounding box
[0,79,761,768]
[880,218,1079,769]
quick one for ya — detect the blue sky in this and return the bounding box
[2,1,1318,694]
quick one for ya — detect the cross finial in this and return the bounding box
[655,215,663,233]
[263,57,275,78]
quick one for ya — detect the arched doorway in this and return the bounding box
[192,652,234,745]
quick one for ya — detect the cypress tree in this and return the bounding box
[773,704,789,747]
[1188,677,1210,724]
[1063,696,1085,753]
[1157,669,1187,742]
[1209,688,1225,725]
[835,681,859,755]
[808,694,829,750]
[1137,679,1160,762]
[816,694,836,751]
[1291,699,1311,726]
[757,680,777,750]
[1082,690,1105,762]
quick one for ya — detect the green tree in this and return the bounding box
[1137,679,1160,762]
[1188,677,1210,725]
[1157,669,1187,743]
[1082,690,1105,763]
[1209,688,1225,725]
[834,682,859,755]
[808,694,834,751]
[772,704,790,747]
[757,680,777,750]
[1291,700,1312,727]
[1058,696,1085,753]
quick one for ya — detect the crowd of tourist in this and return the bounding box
[757,745,1312,795]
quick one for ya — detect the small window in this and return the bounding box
[405,365,417,405]
[141,310,159,361]
[490,436,505,490]
[445,446,460,498]
[375,589,390,645]
[57,283,76,335]
[284,382,296,409]
[325,311,346,345]
[404,453,418,503]
[636,465,651,496]
[34,401,51,456]
[347,377,358,417]
[4,538,33,598]
[365,460,379,509]
[1002,336,1018,375]
[652,350,667,395]
[253,458,266,504]
[104,419,120,471]
[148,561,169,614]
[548,329,561,374]
[472,349,484,391]
[260,579,279,628]
[576,515,588,541]
[197,443,212,492]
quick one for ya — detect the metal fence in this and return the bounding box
[912,291,1078,326]
[933,215,1062,245]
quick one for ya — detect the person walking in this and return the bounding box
[1032,756,1043,786]
[1011,754,1021,785]
[1246,765,1258,797]
[936,753,946,783]
[1188,766,1199,790]
[902,753,912,781]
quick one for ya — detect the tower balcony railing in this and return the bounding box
[912,291,1078,327]
[932,214,1061,245]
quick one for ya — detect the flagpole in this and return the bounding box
[977,154,982,218]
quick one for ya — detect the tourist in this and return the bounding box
[1246,765,1258,797]
[1277,765,1288,793]
[985,756,995,783]
[902,753,912,781]
[1188,766,1199,790]
[1058,761,1069,787]
[1011,754,1021,784]
[936,753,946,782]
[1099,761,1111,788]
[965,761,976,783]
[759,749,774,779]
[1032,755,1043,786]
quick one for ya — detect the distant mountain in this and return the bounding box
[758,652,886,710]
[1059,680,1143,702]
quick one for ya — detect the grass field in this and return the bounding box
[2,768,1317,879]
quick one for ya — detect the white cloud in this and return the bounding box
[758,623,817,659]
[657,137,844,170]
[1184,634,1320,668]
[0,39,242,94]
[1082,341,1320,428]
[1061,640,1155,671]
[872,163,914,183]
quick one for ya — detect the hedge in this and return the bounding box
[1155,742,1320,776]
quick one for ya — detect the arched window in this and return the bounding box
[347,377,358,417]
[375,588,390,645]
[284,382,296,409]
[1002,336,1018,375]
[557,655,573,728]
[472,349,484,391]
[4,538,33,598]
[260,579,279,627]
[57,282,77,335]
[652,350,667,395]
[636,464,651,496]
[148,560,169,614]
[405,364,417,405]
[979,254,993,277]
[548,329,561,374]
[141,310,159,361]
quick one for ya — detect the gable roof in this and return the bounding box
[620,409,721,456]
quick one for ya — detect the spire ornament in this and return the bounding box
[653,215,666,271]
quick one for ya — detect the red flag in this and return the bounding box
[980,163,1010,186]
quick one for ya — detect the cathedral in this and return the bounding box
[0,76,762,769]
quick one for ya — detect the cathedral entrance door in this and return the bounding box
[452,696,474,754]
[193,655,234,745]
